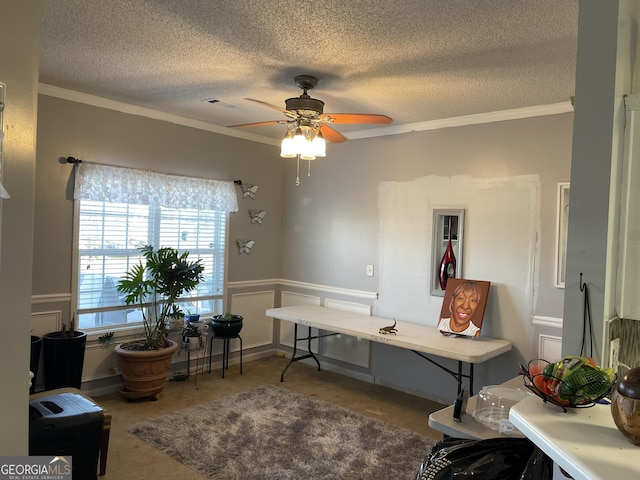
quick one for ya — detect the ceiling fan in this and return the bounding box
[228,75,393,148]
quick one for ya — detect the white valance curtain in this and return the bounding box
[73,162,238,212]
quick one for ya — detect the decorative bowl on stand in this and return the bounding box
[209,314,243,337]
[521,358,615,412]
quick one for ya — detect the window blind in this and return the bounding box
[73,163,235,330]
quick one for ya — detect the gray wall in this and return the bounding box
[0,0,41,456]
[33,92,572,403]
[280,114,571,398]
[281,116,571,319]
[563,0,640,363]
[33,95,285,304]
[3,0,633,456]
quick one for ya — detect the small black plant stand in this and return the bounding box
[208,334,242,378]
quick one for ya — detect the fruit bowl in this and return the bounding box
[520,358,615,412]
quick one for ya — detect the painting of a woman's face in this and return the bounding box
[439,278,490,337]
[449,284,481,329]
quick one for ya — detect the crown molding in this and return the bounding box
[347,102,574,140]
[39,83,572,143]
[38,83,279,146]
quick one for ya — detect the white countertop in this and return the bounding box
[266,305,511,363]
[510,395,640,480]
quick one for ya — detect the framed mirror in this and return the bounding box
[431,209,465,296]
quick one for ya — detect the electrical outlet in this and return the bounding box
[366,265,374,277]
[609,337,620,368]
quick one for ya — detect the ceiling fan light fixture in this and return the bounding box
[292,126,306,152]
[280,129,297,158]
[300,147,316,161]
[311,129,326,157]
[281,121,324,161]
[298,129,314,160]
[230,75,392,185]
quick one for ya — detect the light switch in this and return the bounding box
[366,265,374,277]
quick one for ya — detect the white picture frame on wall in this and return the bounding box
[555,183,570,288]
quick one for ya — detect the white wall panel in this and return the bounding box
[322,298,370,367]
[538,334,562,362]
[279,291,320,349]
[31,311,62,337]
[228,290,275,351]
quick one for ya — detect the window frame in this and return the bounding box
[71,199,230,335]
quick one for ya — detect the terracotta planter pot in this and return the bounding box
[115,339,179,400]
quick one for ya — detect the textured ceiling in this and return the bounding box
[40,0,578,143]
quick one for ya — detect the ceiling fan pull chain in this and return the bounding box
[307,159,311,177]
[296,155,300,186]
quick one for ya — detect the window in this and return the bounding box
[72,162,238,331]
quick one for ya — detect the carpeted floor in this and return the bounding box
[127,384,437,479]
[95,355,446,479]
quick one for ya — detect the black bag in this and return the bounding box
[415,437,552,480]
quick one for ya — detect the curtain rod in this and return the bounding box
[66,156,243,185]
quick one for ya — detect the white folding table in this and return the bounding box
[266,305,512,396]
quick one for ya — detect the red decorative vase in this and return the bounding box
[439,217,457,290]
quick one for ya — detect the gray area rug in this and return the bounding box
[127,384,435,479]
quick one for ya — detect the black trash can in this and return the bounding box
[43,331,87,390]
[30,335,42,394]
[29,391,104,480]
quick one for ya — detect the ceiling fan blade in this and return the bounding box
[245,98,297,119]
[228,120,285,128]
[319,124,348,143]
[321,113,393,125]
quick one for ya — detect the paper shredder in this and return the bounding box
[29,392,104,480]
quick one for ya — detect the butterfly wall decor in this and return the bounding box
[241,183,259,199]
[249,209,266,225]
[237,239,255,255]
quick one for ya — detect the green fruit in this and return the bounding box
[542,362,557,379]
[559,365,611,401]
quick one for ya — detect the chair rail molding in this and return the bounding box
[31,293,72,305]
[531,315,563,328]
[228,278,378,300]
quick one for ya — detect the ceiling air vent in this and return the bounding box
[204,99,239,109]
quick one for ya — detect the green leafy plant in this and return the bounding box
[182,323,200,338]
[60,315,77,338]
[98,331,115,346]
[117,245,204,350]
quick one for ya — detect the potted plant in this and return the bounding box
[185,309,200,323]
[210,311,243,337]
[42,316,87,390]
[115,245,204,400]
[182,323,201,349]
